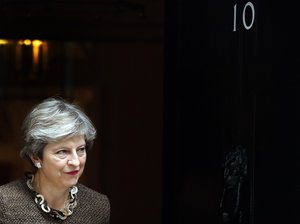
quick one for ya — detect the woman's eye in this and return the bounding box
[56,150,67,156]
[77,147,86,155]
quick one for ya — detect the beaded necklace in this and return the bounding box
[25,172,78,220]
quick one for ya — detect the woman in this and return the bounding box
[0,97,110,223]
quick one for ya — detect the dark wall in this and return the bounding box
[164,0,300,223]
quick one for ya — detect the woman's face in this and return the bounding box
[37,135,87,190]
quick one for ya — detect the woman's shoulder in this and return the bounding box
[0,179,32,205]
[0,178,34,213]
[77,183,109,202]
[0,179,26,194]
[75,184,110,222]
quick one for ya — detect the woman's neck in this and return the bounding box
[33,171,69,211]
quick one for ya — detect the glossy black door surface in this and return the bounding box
[164,0,300,223]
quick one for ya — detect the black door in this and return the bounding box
[164,0,300,223]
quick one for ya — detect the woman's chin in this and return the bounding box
[63,177,80,188]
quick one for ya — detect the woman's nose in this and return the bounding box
[68,153,80,166]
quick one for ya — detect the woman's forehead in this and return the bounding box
[45,135,86,150]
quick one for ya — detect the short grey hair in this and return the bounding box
[20,97,97,161]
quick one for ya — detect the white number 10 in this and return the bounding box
[233,2,255,32]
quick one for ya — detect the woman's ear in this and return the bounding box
[29,155,42,169]
[29,155,38,163]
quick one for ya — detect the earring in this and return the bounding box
[36,162,42,169]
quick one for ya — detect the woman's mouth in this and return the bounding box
[65,170,79,175]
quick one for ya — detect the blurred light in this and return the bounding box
[32,40,45,72]
[15,39,48,73]
[32,40,43,47]
[18,39,32,46]
[42,42,48,70]
[24,39,31,45]
[0,39,8,45]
